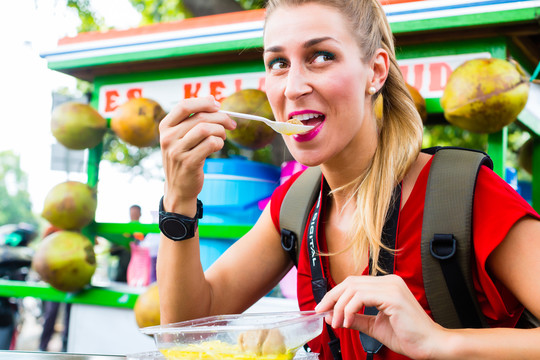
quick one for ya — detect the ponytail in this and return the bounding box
[346,0,423,274]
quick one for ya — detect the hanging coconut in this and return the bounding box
[51,102,107,150]
[221,89,277,150]
[374,83,427,123]
[440,58,529,133]
[42,181,97,231]
[110,97,167,148]
[32,231,96,292]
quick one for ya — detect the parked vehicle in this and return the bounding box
[0,223,37,349]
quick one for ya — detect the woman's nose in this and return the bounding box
[284,65,312,100]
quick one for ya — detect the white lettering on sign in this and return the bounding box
[98,52,491,117]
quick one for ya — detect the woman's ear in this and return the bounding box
[370,48,390,91]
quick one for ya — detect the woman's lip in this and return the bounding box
[292,118,324,142]
[288,109,325,119]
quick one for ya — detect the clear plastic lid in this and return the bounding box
[141,311,328,335]
[140,311,329,359]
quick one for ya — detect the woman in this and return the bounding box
[157,0,540,358]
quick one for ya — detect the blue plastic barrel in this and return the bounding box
[505,167,518,191]
[517,180,532,205]
[198,158,280,270]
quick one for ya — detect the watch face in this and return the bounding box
[162,217,188,239]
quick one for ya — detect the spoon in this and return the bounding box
[219,110,314,135]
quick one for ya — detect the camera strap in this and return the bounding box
[308,180,401,359]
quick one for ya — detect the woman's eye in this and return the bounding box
[267,58,287,70]
[312,51,335,64]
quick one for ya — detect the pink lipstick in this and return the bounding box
[287,110,325,142]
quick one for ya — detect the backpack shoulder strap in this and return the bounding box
[280,166,322,266]
[421,147,492,329]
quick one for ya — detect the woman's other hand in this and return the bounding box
[159,96,236,213]
[315,274,446,360]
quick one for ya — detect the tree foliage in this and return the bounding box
[128,0,192,25]
[423,125,488,152]
[67,0,108,32]
[423,121,529,179]
[0,151,39,226]
[128,0,265,22]
[101,132,161,178]
[67,0,265,29]
[237,0,266,9]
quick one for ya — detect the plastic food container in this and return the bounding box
[139,311,327,359]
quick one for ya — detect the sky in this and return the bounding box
[0,0,165,224]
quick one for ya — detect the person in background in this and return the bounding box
[157,0,540,359]
[130,204,142,223]
[140,211,161,284]
[111,204,142,282]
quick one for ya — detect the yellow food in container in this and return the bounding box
[140,311,328,360]
[160,340,295,359]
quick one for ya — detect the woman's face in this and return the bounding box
[264,3,377,167]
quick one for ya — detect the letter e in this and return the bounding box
[210,81,226,101]
[104,90,120,112]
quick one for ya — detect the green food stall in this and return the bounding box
[1,0,539,355]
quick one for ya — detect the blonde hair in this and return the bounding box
[265,0,423,274]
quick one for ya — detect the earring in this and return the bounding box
[368,86,377,95]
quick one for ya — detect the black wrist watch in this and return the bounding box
[158,197,203,241]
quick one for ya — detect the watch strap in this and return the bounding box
[159,197,203,241]
[159,197,203,219]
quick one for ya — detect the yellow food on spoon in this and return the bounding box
[281,129,300,136]
[281,118,311,136]
[286,118,303,125]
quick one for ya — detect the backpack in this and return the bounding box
[279,147,538,330]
